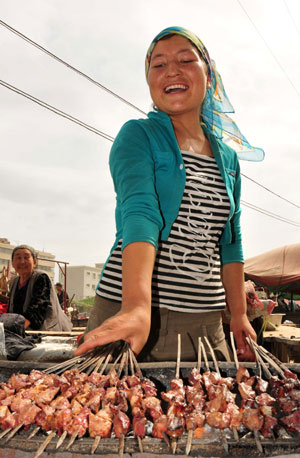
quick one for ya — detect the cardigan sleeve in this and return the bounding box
[220,149,244,265]
[24,273,51,330]
[109,120,164,250]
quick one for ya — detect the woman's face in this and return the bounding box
[12,248,36,278]
[147,35,209,118]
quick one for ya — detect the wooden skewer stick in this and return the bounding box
[197,336,202,371]
[137,435,143,453]
[129,348,135,375]
[185,428,194,455]
[119,433,125,458]
[66,429,79,450]
[203,338,229,453]
[252,341,286,378]
[117,350,128,378]
[246,337,271,380]
[162,431,171,449]
[0,427,12,440]
[220,429,229,453]
[171,437,177,455]
[175,333,181,379]
[99,352,112,375]
[200,341,210,372]
[91,435,101,454]
[186,337,202,455]
[254,429,263,453]
[129,347,143,379]
[56,429,68,448]
[5,422,24,442]
[93,355,105,374]
[204,336,220,376]
[34,430,56,458]
[27,426,40,440]
[229,331,239,370]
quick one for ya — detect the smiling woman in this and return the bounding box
[75,26,265,363]
[8,244,72,332]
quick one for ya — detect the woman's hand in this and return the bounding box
[74,305,150,356]
[221,262,256,362]
[230,313,256,361]
[74,241,156,357]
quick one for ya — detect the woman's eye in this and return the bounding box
[182,59,194,63]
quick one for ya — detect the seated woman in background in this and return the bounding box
[8,244,72,331]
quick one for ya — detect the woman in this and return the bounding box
[75,26,264,361]
[8,244,72,331]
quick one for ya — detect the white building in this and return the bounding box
[0,238,55,282]
[60,264,104,301]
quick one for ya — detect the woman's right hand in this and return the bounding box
[73,305,151,356]
[74,241,156,357]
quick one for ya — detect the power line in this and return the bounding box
[241,173,300,209]
[236,0,300,99]
[2,78,300,228]
[283,0,300,38]
[0,79,115,142]
[0,19,147,116]
[241,200,300,227]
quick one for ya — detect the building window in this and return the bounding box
[93,273,96,279]
[87,271,90,276]
[86,283,90,288]
[92,284,96,290]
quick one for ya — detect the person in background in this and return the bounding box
[75,26,264,362]
[8,244,72,331]
[55,282,69,310]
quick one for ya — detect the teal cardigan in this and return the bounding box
[108,109,243,266]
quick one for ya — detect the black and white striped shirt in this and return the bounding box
[98,151,230,312]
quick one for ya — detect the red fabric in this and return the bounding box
[0,302,8,314]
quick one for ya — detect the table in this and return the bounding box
[263,324,300,363]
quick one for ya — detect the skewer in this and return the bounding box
[5,422,24,442]
[0,427,12,439]
[175,333,181,380]
[229,331,239,370]
[197,336,202,371]
[252,341,286,378]
[27,425,40,440]
[66,429,79,450]
[91,435,101,454]
[92,355,105,374]
[119,433,125,458]
[162,432,171,449]
[56,429,68,448]
[117,350,128,378]
[185,336,202,456]
[99,352,112,375]
[229,332,246,442]
[129,347,143,379]
[220,429,229,453]
[171,437,177,454]
[34,430,56,458]
[246,337,271,380]
[204,336,220,376]
[137,435,143,453]
[202,339,229,453]
[44,354,84,373]
[185,429,193,455]
[201,340,210,371]
[232,334,263,453]
[253,429,263,453]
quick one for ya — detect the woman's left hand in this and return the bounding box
[230,313,256,361]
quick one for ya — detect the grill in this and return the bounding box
[1,360,300,457]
